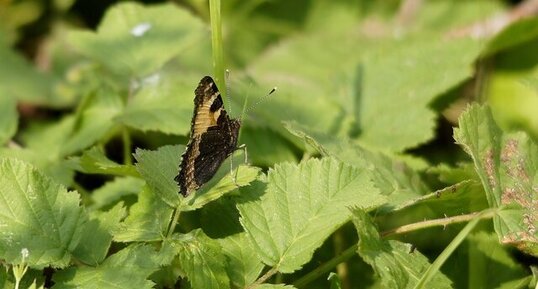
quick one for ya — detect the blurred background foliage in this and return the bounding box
[1,0,538,287]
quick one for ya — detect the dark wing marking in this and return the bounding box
[191,76,224,136]
[193,130,234,186]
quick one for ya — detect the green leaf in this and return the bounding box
[115,71,199,135]
[484,17,538,56]
[356,38,482,151]
[69,147,139,177]
[454,104,538,256]
[53,245,159,289]
[134,145,183,207]
[72,204,125,265]
[238,157,386,273]
[180,153,261,212]
[67,2,206,77]
[90,176,144,210]
[169,230,230,289]
[285,122,429,207]
[351,208,453,289]
[218,233,264,289]
[114,186,173,242]
[0,158,84,268]
[201,197,243,238]
[0,96,17,145]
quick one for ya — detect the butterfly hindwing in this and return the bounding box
[176,76,241,196]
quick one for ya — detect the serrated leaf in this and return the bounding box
[352,208,453,289]
[114,186,173,242]
[90,176,144,210]
[69,147,139,177]
[72,204,126,265]
[285,122,429,208]
[218,233,264,289]
[115,71,199,135]
[454,104,538,256]
[168,230,230,289]
[0,96,17,145]
[53,245,159,289]
[67,2,206,76]
[238,157,386,273]
[134,145,183,207]
[0,158,84,268]
[357,38,482,151]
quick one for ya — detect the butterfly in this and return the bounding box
[175,76,241,196]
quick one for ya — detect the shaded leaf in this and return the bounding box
[114,186,173,242]
[90,176,144,210]
[484,18,538,56]
[72,204,125,265]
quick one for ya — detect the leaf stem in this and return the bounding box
[167,208,181,237]
[209,0,226,95]
[293,210,497,288]
[247,267,279,289]
[380,210,496,238]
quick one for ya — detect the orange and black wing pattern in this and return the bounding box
[175,76,241,196]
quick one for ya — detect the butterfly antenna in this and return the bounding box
[243,86,277,116]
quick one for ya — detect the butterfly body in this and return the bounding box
[175,76,240,196]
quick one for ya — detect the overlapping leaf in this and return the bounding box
[0,96,17,145]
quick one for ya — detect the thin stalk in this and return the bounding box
[247,267,279,289]
[209,0,226,96]
[122,127,132,166]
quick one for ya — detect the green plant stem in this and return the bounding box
[248,267,279,289]
[209,0,226,95]
[380,210,496,237]
[293,210,497,288]
[167,208,181,237]
[122,127,132,166]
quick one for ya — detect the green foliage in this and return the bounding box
[1,0,538,288]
